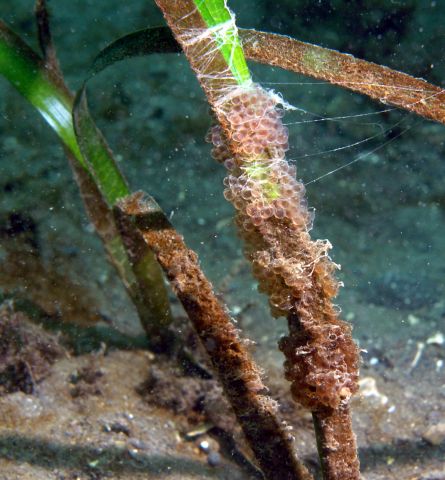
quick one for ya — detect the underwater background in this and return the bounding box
[0,1,444,479]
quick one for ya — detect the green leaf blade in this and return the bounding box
[0,27,83,163]
[0,21,129,205]
[73,87,129,205]
[193,0,250,85]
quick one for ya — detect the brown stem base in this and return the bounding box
[313,406,360,480]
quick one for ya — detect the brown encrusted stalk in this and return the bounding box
[241,29,445,125]
[283,314,360,480]
[153,2,360,479]
[114,191,313,480]
[312,406,359,480]
[108,25,445,126]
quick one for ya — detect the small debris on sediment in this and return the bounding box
[0,303,64,395]
[69,364,104,398]
[207,450,222,467]
[358,376,388,406]
[422,423,445,446]
[419,469,445,480]
[426,332,444,346]
[137,362,237,432]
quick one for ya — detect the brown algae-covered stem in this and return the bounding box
[241,29,445,125]
[209,85,361,478]
[281,310,360,480]
[114,191,313,480]
[313,406,360,480]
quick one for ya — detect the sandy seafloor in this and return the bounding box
[0,1,444,479]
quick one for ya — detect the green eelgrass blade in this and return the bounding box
[0,21,82,164]
[90,26,180,77]
[0,19,172,335]
[73,27,174,205]
[73,88,129,205]
[0,20,128,205]
[193,0,250,85]
[71,36,175,334]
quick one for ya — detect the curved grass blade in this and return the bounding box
[90,26,180,77]
[72,43,176,337]
[74,23,197,338]
[73,89,128,205]
[0,19,128,204]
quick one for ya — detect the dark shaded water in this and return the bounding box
[0,2,444,479]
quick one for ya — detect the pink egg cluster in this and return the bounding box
[249,235,337,316]
[279,317,359,410]
[208,85,313,231]
[207,84,338,316]
[207,84,337,316]
[208,84,358,410]
[222,87,289,159]
[210,85,288,161]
